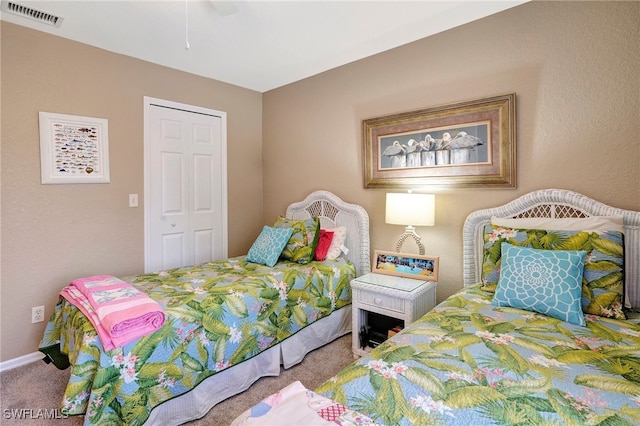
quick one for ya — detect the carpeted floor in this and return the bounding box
[0,334,354,425]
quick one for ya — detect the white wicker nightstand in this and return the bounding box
[351,272,437,358]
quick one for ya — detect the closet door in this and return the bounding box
[144,98,228,272]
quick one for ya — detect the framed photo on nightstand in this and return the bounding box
[373,250,439,281]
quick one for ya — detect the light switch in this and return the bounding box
[129,194,139,208]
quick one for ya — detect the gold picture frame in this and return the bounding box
[373,250,439,281]
[363,93,516,189]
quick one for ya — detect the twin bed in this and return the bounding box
[39,190,370,425]
[40,188,640,425]
[232,188,640,426]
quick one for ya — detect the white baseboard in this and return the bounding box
[0,351,43,372]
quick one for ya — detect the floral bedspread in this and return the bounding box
[317,285,640,425]
[39,256,355,425]
[230,380,380,426]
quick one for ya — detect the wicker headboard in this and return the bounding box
[286,190,370,277]
[463,188,640,308]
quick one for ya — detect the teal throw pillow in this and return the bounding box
[492,243,587,326]
[246,226,294,267]
[481,225,625,319]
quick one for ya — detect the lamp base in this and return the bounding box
[396,226,425,255]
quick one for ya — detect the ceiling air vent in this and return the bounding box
[2,1,63,27]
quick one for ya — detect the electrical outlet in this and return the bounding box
[32,305,45,323]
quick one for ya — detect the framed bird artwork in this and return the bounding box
[362,93,516,189]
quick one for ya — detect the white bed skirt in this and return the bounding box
[144,305,352,425]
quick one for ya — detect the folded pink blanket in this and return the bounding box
[60,275,165,350]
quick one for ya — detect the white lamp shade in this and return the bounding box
[386,193,435,226]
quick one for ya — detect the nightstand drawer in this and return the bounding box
[356,290,405,313]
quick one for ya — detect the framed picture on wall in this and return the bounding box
[363,93,516,189]
[373,250,439,281]
[39,111,110,184]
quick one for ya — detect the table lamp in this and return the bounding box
[385,192,435,255]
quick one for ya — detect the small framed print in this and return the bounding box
[373,250,439,281]
[39,111,110,184]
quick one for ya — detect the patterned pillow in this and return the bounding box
[481,224,625,319]
[325,226,347,260]
[492,243,587,326]
[246,226,294,267]
[273,216,320,264]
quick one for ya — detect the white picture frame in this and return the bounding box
[39,111,110,184]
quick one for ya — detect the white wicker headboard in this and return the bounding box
[463,188,640,308]
[286,190,370,277]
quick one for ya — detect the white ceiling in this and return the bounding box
[1,0,527,92]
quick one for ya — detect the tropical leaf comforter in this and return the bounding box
[316,284,640,425]
[39,256,355,425]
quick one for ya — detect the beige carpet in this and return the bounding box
[0,334,354,425]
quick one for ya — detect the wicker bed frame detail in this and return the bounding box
[287,190,371,277]
[463,188,640,308]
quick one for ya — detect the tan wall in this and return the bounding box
[2,1,639,363]
[0,22,264,362]
[263,2,640,302]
